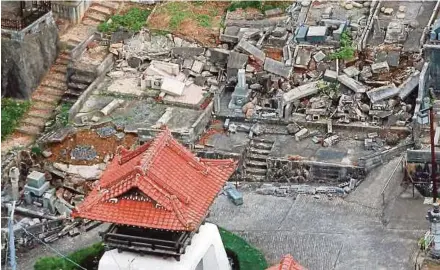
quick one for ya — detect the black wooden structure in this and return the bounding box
[1,1,51,30]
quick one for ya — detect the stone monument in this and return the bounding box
[9,167,20,201]
[228,69,252,109]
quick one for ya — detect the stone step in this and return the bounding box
[39,86,65,97]
[51,65,68,74]
[97,2,120,11]
[246,153,268,162]
[55,57,70,66]
[21,116,47,127]
[243,175,266,182]
[85,12,107,23]
[89,5,113,16]
[68,82,89,91]
[245,167,267,176]
[48,72,67,82]
[31,93,59,105]
[62,96,79,103]
[40,81,66,90]
[82,18,100,26]
[16,124,43,136]
[27,108,54,119]
[59,52,72,61]
[249,148,271,155]
[64,89,82,97]
[252,137,275,144]
[250,142,273,150]
[31,101,57,111]
[246,160,267,169]
[71,74,94,84]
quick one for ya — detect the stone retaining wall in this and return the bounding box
[358,141,414,172]
[1,11,55,41]
[266,158,365,184]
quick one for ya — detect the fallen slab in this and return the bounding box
[366,84,398,103]
[338,74,367,93]
[161,77,185,96]
[398,71,420,100]
[264,57,292,78]
[236,39,266,62]
[283,81,320,103]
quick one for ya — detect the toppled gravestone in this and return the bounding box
[70,145,97,161]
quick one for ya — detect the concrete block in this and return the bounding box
[337,74,367,93]
[366,84,398,103]
[265,8,283,17]
[209,48,230,64]
[263,58,292,78]
[161,77,185,96]
[150,60,179,76]
[237,39,266,62]
[227,51,249,69]
[220,34,239,43]
[306,26,327,43]
[191,60,204,74]
[343,66,360,77]
[172,47,205,58]
[283,81,319,103]
[295,128,309,141]
[398,71,420,100]
[324,69,338,82]
[371,61,389,74]
[313,51,326,62]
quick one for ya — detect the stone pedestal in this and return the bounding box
[228,69,251,109]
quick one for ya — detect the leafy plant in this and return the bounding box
[227,1,291,12]
[1,98,31,141]
[98,8,151,33]
[34,242,105,270]
[57,102,73,127]
[197,14,212,28]
[328,31,355,60]
[31,146,42,156]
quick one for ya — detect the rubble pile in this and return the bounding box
[255,181,359,197]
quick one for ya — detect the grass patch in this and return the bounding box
[219,227,268,270]
[227,1,291,12]
[150,29,171,36]
[98,7,150,33]
[161,2,216,30]
[1,98,31,141]
[328,31,355,60]
[34,242,105,270]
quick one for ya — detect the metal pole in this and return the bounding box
[8,201,16,270]
[431,107,438,203]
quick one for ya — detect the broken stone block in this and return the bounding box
[283,81,320,103]
[209,48,230,64]
[182,58,194,69]
[191,60,204,74]
[150,60,180,76]
[295,128,309,141]
[287,124,300,134]
[323,135,339,147]
[127,56,142,68]
[272,27,287,38]
[366,84,398,103]
[161,78,185,96]
[338,74,367,93]
[387,51,400,67]
[265,8,283,17]
[295,49,312,68]
[371,61,389,74]
[237,39,266,62]
[383,8,394,15]
[359,66,372,80]
[313,51,326,62]
[343,66,360,77]
[42,150,52,158]
[323,69,338,82]
[172,47,205,58]
[227,51,248,69]
[101,99,124,116]
[264,58,292,78]
[398,71,420,100]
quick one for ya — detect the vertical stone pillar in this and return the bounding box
[427,203,440,258]
[9,167,20,201]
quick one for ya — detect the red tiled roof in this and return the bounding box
[72,127,237,231]
[266,255,306,270]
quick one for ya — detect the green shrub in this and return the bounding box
[34,242,105,270]
[228,1,263,12]
[1,98,31,141]
[98,8,151,33]
[56,102,73,127]
[328,31,355,60]
[31,146,42,156]
[197,14,212,28]
[219,227,268,270]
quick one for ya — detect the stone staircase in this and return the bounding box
[82,2,120,26]
[244,138,274,181]
[16,51,72,137]
[63,72,95,103]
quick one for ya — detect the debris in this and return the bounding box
[371,61,389,74]
[101,99,124,116]
[237,39,266,62]
[313,51,326,63]
[323,135,339,147]
[343,66,360,77]
[324,69,338,82]
[295,128,309,141]
[366,84,398,103]
[71,145,98,160]
[338,75,367,93]
[263,58,292,78]
[283,81,320,103]
[161,77,185,96]
[191,60,204,74]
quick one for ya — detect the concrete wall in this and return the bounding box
[358,141,414,172]
[424,45,440,89]
[1,18,59,99]
[266,158,365,184]
[407,149,440,163]
[1,11,55,41]
[190,101,214,143]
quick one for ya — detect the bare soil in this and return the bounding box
[148,2,229,46]
[47,129,138,165]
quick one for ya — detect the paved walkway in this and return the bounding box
[2,1,121,154]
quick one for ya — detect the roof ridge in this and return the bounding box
[134,170,174,211]
[147,170,191,204]
[170,195,195,230]
[139,128,171,174]
[167,137,209,174]
[117,141,152,165]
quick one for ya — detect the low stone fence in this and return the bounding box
[358,141,414,172]
[266,158,365,184]
[1,11,55,41]
[51,0,92,24]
